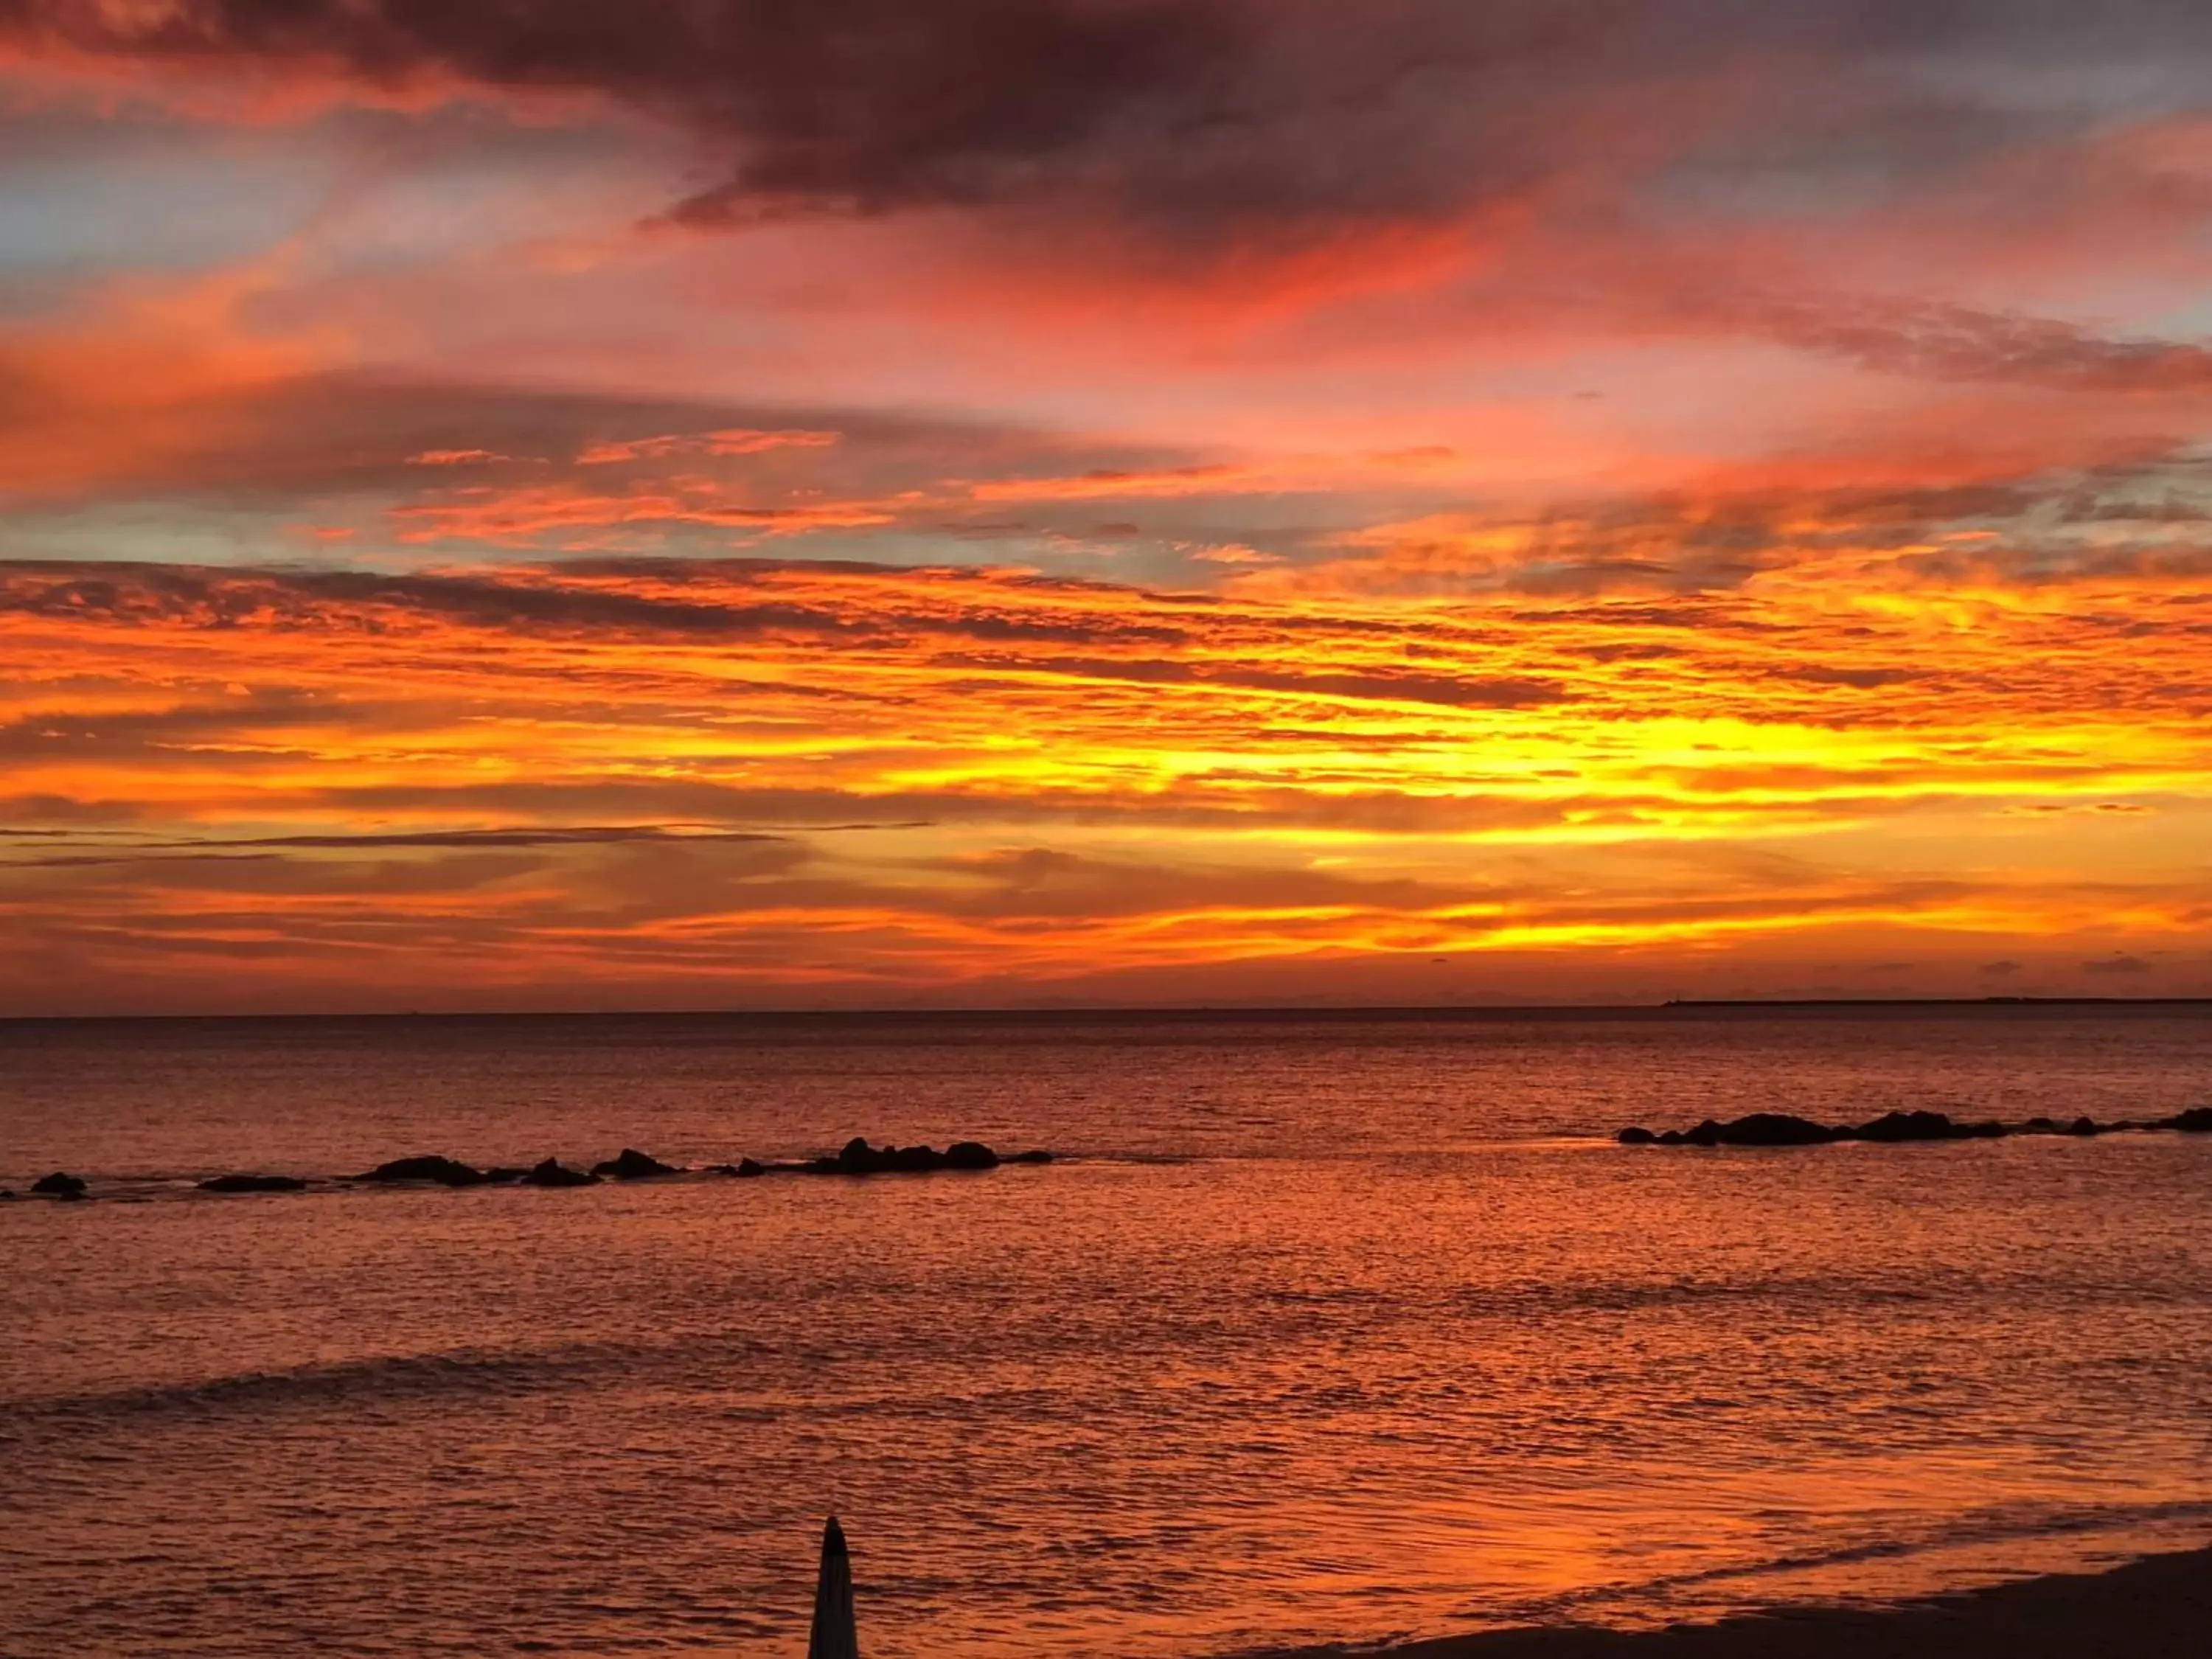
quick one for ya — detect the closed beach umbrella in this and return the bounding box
[807,1517,860,1659]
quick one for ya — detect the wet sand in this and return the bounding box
[1267,1545,2212,1659]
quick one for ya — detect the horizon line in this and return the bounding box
[5,995,2212,1025]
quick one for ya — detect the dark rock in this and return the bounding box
[1847,1110,1965,1143]
[354,1155,492,1187]
[522,1158,597,1188]
[31,1172,87,1197]
[2022,1116,2059,1133]
[2062,1116,2102,1137]
[54,1186,86,1202]
[2161,1107,2212,1133]
[1711,1113,1836,1147]
[0,1189,14,1200]
[1658,1130,1686,1145]
[736,1157,766,1177]
[836,1135,884,1175]
[1009,1149,1055,1164]
[591,1147,679,1180]
[1616,1127,1657,1145]
[944,1140,1001,1170]
[886,1144,946,1173]
[1683,1119,1722,1148]
[197,1174,308,1193]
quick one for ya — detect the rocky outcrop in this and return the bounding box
[33,1138,1062,1199]
[353,1155,493,1187]
[591,1148,680,1180]
[1847,1110,1999,1142]
[742,1137,1048,1175]
[1620,1102,2212,1147]
[521,1158,597,1188]
[1713,1113,1837,1146]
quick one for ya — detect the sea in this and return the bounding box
[4,1006,2210,1659]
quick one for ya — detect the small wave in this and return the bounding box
[4,1339,663,1423]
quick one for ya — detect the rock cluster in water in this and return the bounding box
[196,1173,309,1193]
[10,1137,1059,1200]
[524,1158,597,1188]
[741,1136,1052,1177]
[1618,1105,2212,1147]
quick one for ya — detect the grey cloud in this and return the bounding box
[13,1,2212,243]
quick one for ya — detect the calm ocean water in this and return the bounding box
[4,1007,2211,1659]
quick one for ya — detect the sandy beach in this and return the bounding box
[1270,1545,2212,1659]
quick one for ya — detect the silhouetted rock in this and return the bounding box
[792,1137,1026,1175]
[736,1157,766,1177]
[1847,1110,1966,1143]
[0,1189,14,1200]
[1714,1113,1837,1147]
[1658,1129,1686,1145]
[2162,1107,2212,1133]
[819,1138,936,1174]
[197,1174,308,1193]
[2062,1116,2102,1137]
[355,1155,491,1187]
[1009,1149,1055,1164]
[591,1148,679,1180]
[32,1172,87,1197]
[2023,1116,2059,1133]
[1615,1126,1657,1145]
[1683,1119,1723,1147]
[522,1158,597,1188]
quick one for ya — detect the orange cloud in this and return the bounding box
[3,550,2209,1010]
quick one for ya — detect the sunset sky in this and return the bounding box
[4,1,2212,1013]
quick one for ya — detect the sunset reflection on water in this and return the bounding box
[4,1010,2209,1658]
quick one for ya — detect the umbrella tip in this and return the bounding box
[823,1515,847,1554]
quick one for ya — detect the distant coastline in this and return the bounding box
[6,997,2212,1026]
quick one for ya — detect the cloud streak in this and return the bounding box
[3,549,2210,1007]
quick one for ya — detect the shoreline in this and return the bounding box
[1259,1543,2212,1659]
